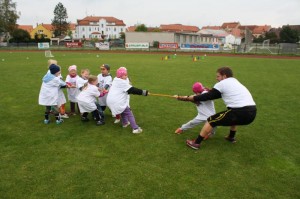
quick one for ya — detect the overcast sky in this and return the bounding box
[15,0,300,28]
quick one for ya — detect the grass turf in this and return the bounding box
[0,51,299,198]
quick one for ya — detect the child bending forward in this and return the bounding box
[76,75,104,125]
[107,67,148,134]
[175,82,216,138]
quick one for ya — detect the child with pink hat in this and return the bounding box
[175,82,216,138]
[107,67,149,134]
[65,65,80,115]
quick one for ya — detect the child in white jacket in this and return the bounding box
[38,64,67,124]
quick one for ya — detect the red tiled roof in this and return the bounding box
[231,28,241,37]
[77,16,126,26]
[91,32,101,34]
[126,26,136,32]
[221,22,240,29]
[253,25,271,34]
[239,25,257,31]
[17,25,33,33]
[42,24,54,31]
[201,26,221,30]
[160,24,199,33]
[69,23,76,30]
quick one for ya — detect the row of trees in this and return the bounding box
[253,26,299,44]
[0,0,70,42]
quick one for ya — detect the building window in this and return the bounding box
[121,28,123,32]
[101,24,104,28]
[114,27,116,32]
[82,27,85,31]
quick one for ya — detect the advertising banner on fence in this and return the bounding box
[38,42,50,49]
[125,43,149,49]
[159,43,178,49]
[65,42,82,48]
[95,42,110,50]
[180,44,219,50]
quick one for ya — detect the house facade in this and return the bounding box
[30,24,53,39]
[75,16,126,40]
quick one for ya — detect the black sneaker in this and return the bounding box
[81,117,89,122]
[225,136,236,143]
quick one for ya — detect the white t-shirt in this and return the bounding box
[106,77,132,115]
[76,84,100,113]
[97,74,112,106]
[76,76,88,90]
[66,75,80,102]
[214,77,256,108]
[196,90,216,120]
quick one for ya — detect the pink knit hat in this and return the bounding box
[68,65,77,71]
[116,67,128,78]
[192,82,204,93]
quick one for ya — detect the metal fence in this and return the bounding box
[1,42,299,55]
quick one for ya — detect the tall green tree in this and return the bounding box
[10,28,30,42]
[51,2,69,37]
[135,24,148,32]
[280,25,299,43]
[0,0,19,39]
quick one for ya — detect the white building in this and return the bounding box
[198,29,241,45]
[75,16,126,40]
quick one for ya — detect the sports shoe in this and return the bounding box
[60,114,69,119]
[56,119,64,124]
[123,122,130,128]
[69,112,76,116]
[96,120,105,125]
[114,119,121,124]
[175,128,183,134]
[225,136,236,143]
[132,127,143,134]
[81,117,89,122]
[44,119,50,124]
[186,139,200,150]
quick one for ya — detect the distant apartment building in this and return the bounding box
[75,16,126,40]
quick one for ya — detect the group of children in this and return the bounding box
[38,60,148,134]
[38,59,217,136]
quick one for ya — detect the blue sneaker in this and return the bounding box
[44,119,50,124]
[56,119,64,124]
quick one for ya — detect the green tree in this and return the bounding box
[119,32,125,40]
[10,28,30,42]
[280,25,299,43]
[264,31,279,44]
[135,24,148,32]
[51,2,69,37]
[0,0,19,38]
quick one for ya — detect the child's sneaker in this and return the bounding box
[186,139,200,150]
[60,113,69,119]
[123,122,130,128]
[224,136,236,143]
[114,119,120,124]
[81,117,89,122]
[175,128,183,134]
[44,119,50,124]
[96,120,105,125]
[69,112,76,116]
[56,119,64,125]
[132,127,143,134]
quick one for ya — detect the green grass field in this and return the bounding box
[0,51,299,198]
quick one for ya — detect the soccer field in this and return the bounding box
[0,51,299,198]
